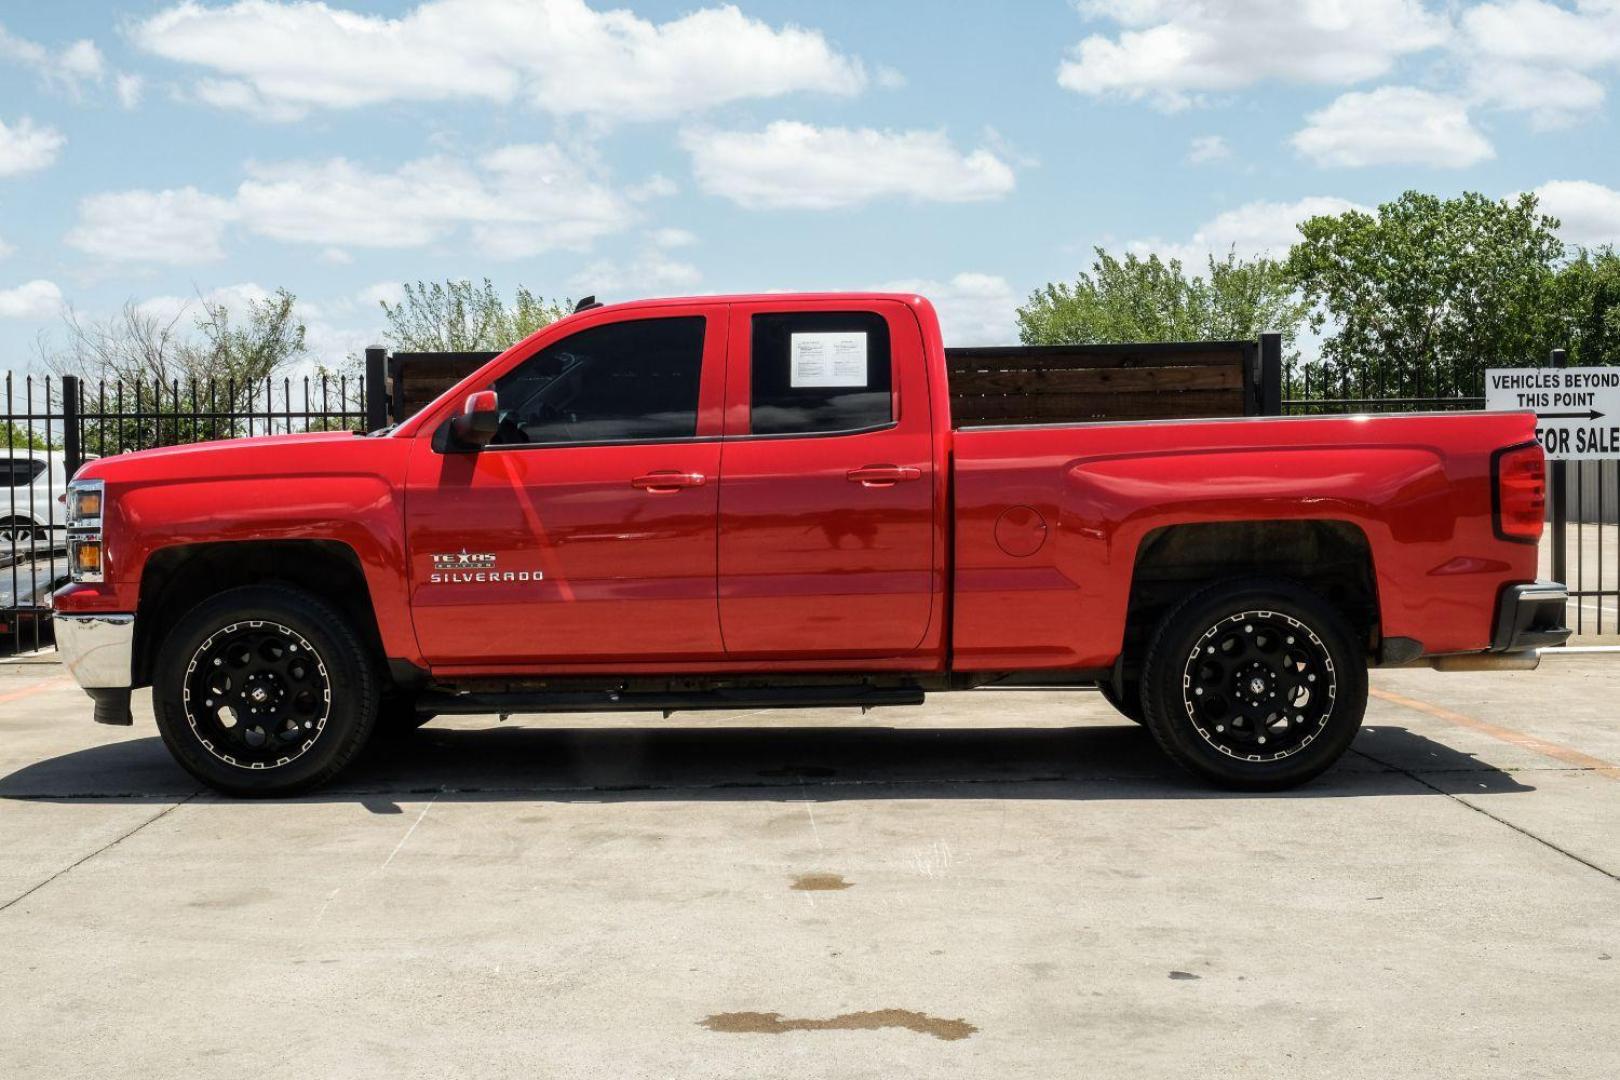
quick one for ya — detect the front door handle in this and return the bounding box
[632,471,706,493]
[846,464,922,487]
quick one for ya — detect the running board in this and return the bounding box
[421,684,927,716]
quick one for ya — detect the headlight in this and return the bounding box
[66,480,103,527]
[66,479,104,583]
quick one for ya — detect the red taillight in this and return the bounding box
[1493,442,1545,543]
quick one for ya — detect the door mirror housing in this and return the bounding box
[450,390,499,449]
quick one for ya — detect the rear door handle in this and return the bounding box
[632,471,706,492]
[846,465,922,487]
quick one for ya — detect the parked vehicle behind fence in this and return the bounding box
[0,450,69,545]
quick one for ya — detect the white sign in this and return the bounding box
[1486,367,1620,460]
[790,332,868,388]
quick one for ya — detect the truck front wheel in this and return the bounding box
[1140,577,1367,790]
[152,586,379,796]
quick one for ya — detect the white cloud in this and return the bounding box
[875,272,1018,346]
[132,0,866,122]
[0,117,66,177]
[569,249,703,298]
[1058,0,1450,109]
[0,23,107,97]
[650,227,697,249]
[682,122,1016,210]
[0,234,12,260]
[115,73,145,110]
[1532,180,1620,248]
[1291,87,1494,168]
[318,247,353,265]
[1459,0,1620,127]
[356,281,406,309]
[65,187,239,264]
[1186,134,1229,164]
[0,279,63,320]
[1132,196,1370,265]
[67,144,642,264]
[875,65,907,89]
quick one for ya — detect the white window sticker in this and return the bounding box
[789,332,868,388]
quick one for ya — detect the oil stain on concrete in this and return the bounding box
[701,1009,977,1042]
[790,872,852,891]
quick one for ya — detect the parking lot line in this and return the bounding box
[0,676,69,706]
[1369,686,1620,781]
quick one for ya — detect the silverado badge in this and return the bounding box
[429,550,542,584]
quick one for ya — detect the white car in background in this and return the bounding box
[0,451,70,546]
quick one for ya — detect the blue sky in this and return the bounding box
[2,0,1619,371]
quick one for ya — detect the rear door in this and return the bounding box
[404,305,728,666]
[716,301,935,658]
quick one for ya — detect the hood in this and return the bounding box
[74,430,380,484]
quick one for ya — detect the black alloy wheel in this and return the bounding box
[154,585,378,796]
[1180,610,1334,761]
[1141,577,1367,790]
[182,621,331,769]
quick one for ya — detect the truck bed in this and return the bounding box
[948,410,1542,671]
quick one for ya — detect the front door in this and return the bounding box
[717,302,936,658]
[404,308,727,667]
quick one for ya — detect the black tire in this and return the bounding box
[152,585,378,796]
[1141,577,1367,791]
[374,695,434,735]
[1097,679,1145,725]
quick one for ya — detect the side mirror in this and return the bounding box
[450,390,499,449]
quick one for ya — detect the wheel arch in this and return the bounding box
[1118,520,1380,681]
[134,540,387,688]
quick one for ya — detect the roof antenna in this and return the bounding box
[574,295,603,314]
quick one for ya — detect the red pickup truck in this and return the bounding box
[53,292,1569,796]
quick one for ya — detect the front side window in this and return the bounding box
[750,311,893,436]
[490,316,705,446]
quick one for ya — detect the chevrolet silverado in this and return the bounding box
[53,293,1570,795]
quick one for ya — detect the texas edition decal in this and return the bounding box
[429,550,543,584]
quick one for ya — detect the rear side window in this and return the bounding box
[491,316,705,445]
[0,458,45,486]
[750,311,892,436]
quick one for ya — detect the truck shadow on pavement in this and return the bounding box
[0,721,1534,807]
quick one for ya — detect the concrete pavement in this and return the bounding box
[2,655,1617,1079]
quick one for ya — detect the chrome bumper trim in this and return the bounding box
[55,613,135,689]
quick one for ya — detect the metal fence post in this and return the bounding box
[61,374,82,478]
[1259,332,1282,416]
[364,346,388,430]
[1549,348,1567,587]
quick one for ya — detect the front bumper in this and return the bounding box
[56,612,135,688]
[56,613,136,725]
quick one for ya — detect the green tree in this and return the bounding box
[1,422,53,451]
[1549,246,1620,368]
[43,288,309,447]
[1017,248,1309,359]
[1287,191,1566,401]
[378,279,569,352]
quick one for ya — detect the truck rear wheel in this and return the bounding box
[152,585,378,797]
[1140,577,1367,790]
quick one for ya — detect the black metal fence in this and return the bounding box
[1281,353,1486,415]
[1283,349,1617,638]
[0,370,375,655]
